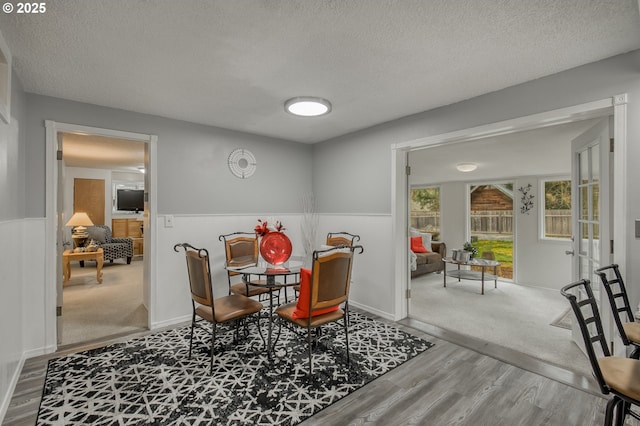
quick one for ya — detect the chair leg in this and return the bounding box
[308,326,313,376]
[344,313,350,366]
[210,323,216,375]
[615,399,628,426]
[188,313,195,359]
[605,397,620,426]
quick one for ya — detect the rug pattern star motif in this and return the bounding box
[38,311,434,425]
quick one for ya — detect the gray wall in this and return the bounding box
[312,49,640,309]
[25,95,313,217]
[0,71,26,220]
[313,50,640,214]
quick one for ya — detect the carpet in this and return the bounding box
[550,308,572,330]
[37,311,434,425]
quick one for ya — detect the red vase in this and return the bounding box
[260,232,292,265]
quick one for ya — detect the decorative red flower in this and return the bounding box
[255,218,285,236]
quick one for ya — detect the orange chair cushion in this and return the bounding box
[411,236,429,253]
[292,268,340,320]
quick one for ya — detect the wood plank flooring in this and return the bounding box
[4,316,639,426]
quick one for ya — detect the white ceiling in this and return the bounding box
[1,1,639,144]
[409,118,601,184]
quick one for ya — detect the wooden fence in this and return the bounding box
[411,209,571,238]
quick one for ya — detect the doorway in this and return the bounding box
[44,121,157,352]
[59,132,147,346]
[393,95,628,378]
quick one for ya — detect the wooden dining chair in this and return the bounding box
[596,264,640,359]
[218,232,281,302]
[293,232,360,297]
[561,279,640,425]
[326,232,360,247]
[276,245,363,375]
[174,243,263,374]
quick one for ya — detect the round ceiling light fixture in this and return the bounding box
[456,162,478,172]
[284,97,332,117]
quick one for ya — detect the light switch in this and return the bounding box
[165,215,174,228]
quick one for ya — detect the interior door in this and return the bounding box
[73,178,105,225]
[569,118,612,353]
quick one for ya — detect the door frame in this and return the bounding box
[44,121,158,352]
[391,94,627,321]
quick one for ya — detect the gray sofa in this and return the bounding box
[411,241,446,278]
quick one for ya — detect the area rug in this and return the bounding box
[550,308,572,330]
[37,311,434,425]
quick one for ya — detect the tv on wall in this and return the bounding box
[117,189,144,212]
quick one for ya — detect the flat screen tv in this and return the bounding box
[117,189,144,212]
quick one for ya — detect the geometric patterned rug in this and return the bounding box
[37,311,434,425]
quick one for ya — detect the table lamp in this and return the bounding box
[66,212,93,247]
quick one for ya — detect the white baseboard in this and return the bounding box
[350,300,394,321]
[150,315,191,330]
[0,355,26,424]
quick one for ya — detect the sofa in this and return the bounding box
[411,241,447,278]
[86,225,134,264]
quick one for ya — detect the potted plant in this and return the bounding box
[463,241,478,259]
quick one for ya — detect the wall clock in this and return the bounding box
[227,148,257,179]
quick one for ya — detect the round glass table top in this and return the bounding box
[226,259,304,276]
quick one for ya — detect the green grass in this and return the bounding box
[472,239,513,267]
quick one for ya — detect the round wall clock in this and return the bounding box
[227,148,257,179]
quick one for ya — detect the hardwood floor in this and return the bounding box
[4,317,639,426]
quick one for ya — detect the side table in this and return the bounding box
[63,248,104,284]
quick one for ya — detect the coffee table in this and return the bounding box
[443,257,500,295]
[63,248,104,284]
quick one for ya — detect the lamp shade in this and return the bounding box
[66,212,94,227]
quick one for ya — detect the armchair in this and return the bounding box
[86,225,133,264]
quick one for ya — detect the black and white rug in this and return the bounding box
[38,311,434,425]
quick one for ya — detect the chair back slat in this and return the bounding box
[596,264,635,345]
[174,243,214,311]
[561,279,611,395]
[309,245,363,312]
[326,232,360,247]
[219,232,259,281]
[186,250,213,307]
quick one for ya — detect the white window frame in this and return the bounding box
[409,185,442,239]
[539,176,572,241]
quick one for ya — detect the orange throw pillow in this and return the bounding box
[292,268,340,319]
[411,236,429,253]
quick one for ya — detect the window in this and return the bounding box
[410,186,440,240]
[541,178,572,240]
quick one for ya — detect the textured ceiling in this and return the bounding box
[1,1,639,143]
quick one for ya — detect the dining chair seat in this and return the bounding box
[195,295,262,324]
[623,322,640,343]
[276,301,344,328]
[598,357,640,402]
[230,281,282,298]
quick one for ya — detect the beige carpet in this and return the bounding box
[409,272,592,378]
[62,258,148,346]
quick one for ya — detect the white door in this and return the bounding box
[569,118,612,353]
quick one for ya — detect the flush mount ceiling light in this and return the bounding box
[456,162,478,172]
[284,97,332,117]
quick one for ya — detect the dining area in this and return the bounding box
[173,220,364,374]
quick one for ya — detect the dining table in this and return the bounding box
[225,259,303,359]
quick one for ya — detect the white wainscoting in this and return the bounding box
[0,219,25,422]
[154,213,396,328]
[318,214,395,320]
